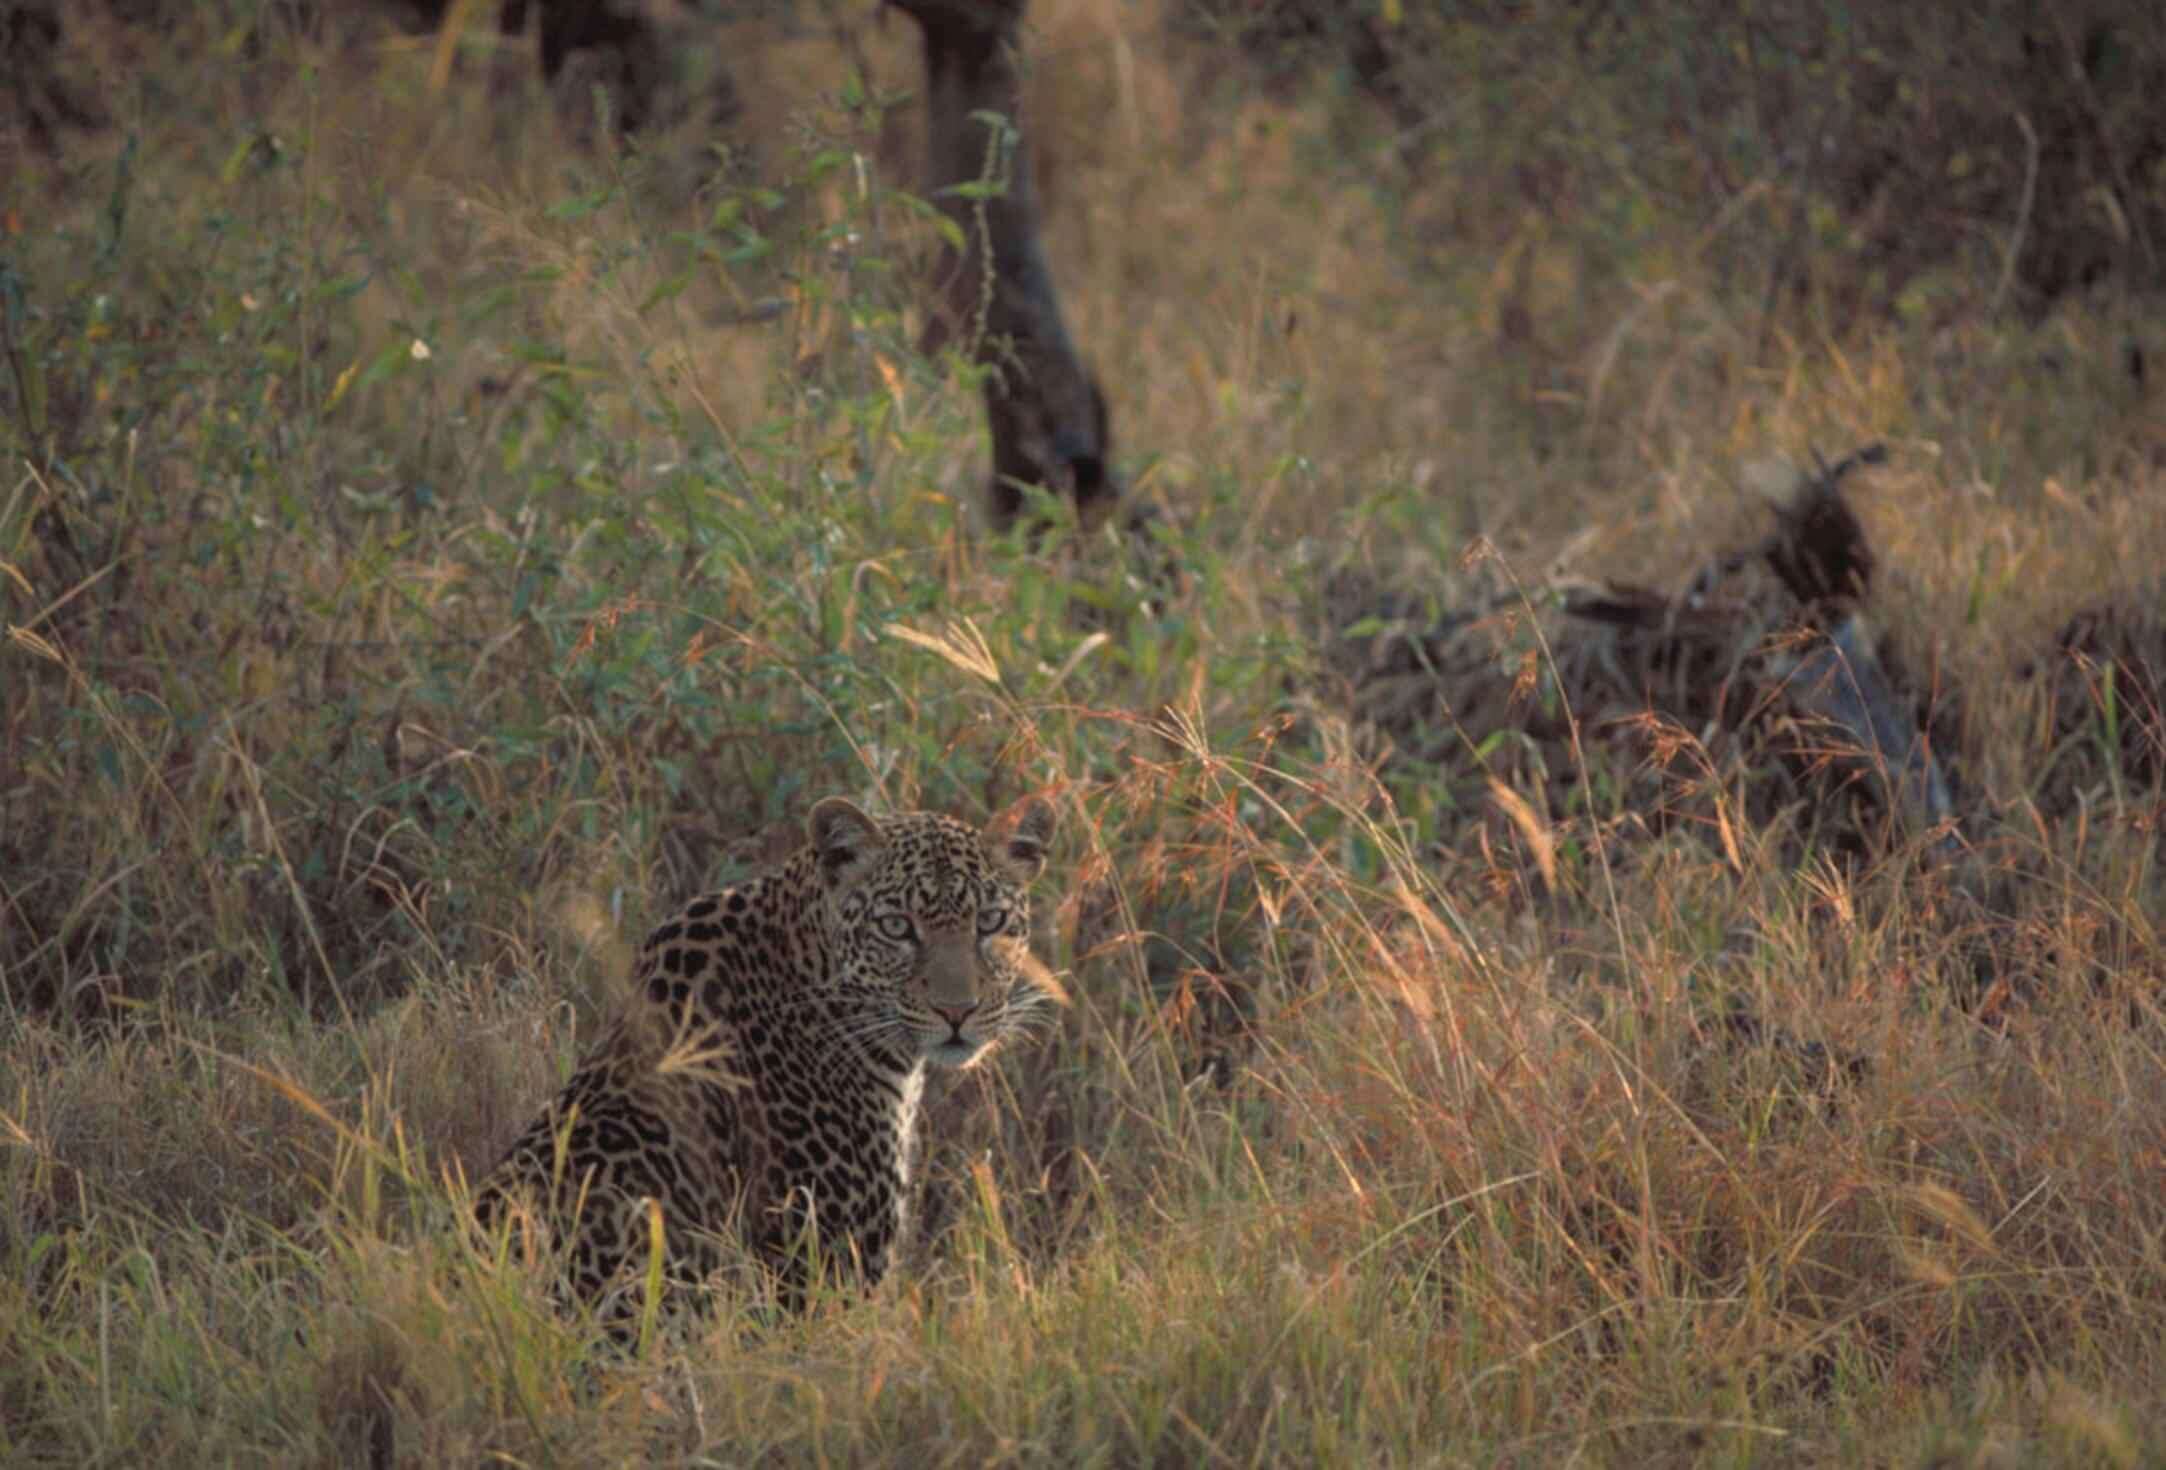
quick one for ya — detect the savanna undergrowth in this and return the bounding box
[3,2,2163,1465]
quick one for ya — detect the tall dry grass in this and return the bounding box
[3,1,2163,1464]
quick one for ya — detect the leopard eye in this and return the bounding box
[875,914,917,944]
[976,905,1011,937]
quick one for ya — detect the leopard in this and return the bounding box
[473,794,1060,1324]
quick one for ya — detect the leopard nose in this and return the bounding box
[931,1002,976,1030]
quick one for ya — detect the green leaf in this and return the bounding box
[804,149,852,184]
[313,273,369,304]
[356,339,413,390]
[546,188,615,221]
[640,272,693,313]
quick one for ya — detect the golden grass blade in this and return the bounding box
[883,618,1003,685]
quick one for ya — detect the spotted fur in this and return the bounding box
[475,796,1058,1320]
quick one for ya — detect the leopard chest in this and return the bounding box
[661,969,908,1266]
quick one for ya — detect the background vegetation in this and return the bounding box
[3,0,2163,1463]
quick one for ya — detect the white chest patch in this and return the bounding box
[894,1065,929,1185]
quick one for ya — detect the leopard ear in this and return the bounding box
[808,797,885,893]
[985,795,1056,884]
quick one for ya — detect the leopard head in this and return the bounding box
[808,795,1058,1069]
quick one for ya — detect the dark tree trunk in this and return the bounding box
[893,0,1121,532]
[497,0,667,132]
